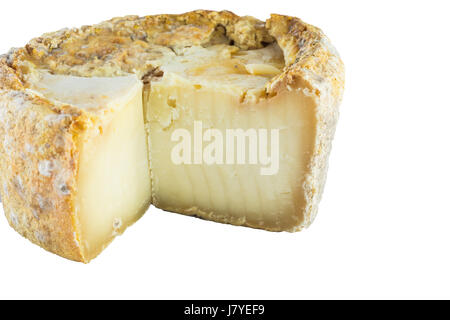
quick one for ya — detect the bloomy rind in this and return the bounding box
[0,10,344,260]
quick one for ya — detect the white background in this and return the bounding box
[1,0,449,300]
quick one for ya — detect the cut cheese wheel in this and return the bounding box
[0,10,344,262]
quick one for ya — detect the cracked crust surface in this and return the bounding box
[0,10,344,261]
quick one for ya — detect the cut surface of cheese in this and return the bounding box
[145,43,316,230]
[146,74,316,230]
[0,10,344,262]
[75,79,151,260]
[31,74,152,261]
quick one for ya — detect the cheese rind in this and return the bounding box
[0,90,84,261]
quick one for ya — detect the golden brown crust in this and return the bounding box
[0,10,345,259]
[264,14,345,229]
[266,14,344,99]
[0,86,87,262]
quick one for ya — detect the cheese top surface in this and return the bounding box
[24,42,285,111]
[158,43,284,90]
[1,10,344,103]
[29,73,142,110]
